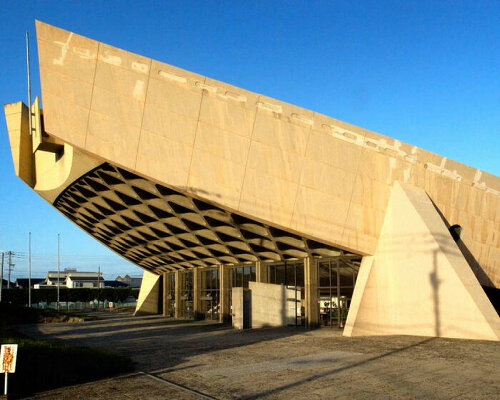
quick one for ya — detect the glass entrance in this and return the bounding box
[229,264,256,323]
[318,258,359,328]
[180,270,194,319]
[166,273,175,317]
[200,268,220,320]
[231,265,256,289]
[268,261,305,326]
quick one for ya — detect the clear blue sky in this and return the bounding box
[0,1,498,281]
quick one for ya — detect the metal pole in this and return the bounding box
[28,232,32,307]
[26,31,32,136]
[7,252,12,289]
[336,258,341,328]
[4,372,7,395]
[0,252,4,302]
[57,234,60,311]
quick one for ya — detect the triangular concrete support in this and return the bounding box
[344,182,499,341]
[135,270,161,315]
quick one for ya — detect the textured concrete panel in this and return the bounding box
[249,282,289,328]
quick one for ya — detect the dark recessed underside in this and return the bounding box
[54,163,358,273]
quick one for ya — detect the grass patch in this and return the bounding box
[0,305,134,398]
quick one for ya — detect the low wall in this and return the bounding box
[248,281,298,328]
[232,287,251,329]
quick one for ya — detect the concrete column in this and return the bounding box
[219,265,231,324]
[174,270,182,318]
[256,262,267,283]
[162,272,170,316]
[304,257,319,329]
[193,267,202,320]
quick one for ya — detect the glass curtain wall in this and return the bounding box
[231,265,256,288]
[229,264,256,321]
[200,268,220,320]
[318,258,359,328]
[180,270,194,319]
[166,272,175,317]
[268,261,304,326]
[268,262,304,287]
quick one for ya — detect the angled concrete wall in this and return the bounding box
[135,270,161,315]
[344,182,499,341]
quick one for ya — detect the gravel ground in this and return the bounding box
[17,311,500,399]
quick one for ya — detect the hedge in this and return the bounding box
[1,287,140,306]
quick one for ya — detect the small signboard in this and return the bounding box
[0,344,18,373]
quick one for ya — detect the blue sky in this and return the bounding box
[0,1,498,281]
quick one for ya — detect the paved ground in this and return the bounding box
[18,312,500,399]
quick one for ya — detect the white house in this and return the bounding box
[65,271,104,288]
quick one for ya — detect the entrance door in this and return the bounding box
[268,261,305,326]
[200,268,220,320]
[229,265,256,323]
[166,273,176,317]
[180,270,194,319]
[318,258,359,328]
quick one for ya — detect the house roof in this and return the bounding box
[47,271,65,277]
[66,272,101,277]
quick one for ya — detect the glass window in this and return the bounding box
[166,272,176,317]
[201,268,220,320]
[318,258,360,328]
[230,265,256,289]
[268,262,304,287]
[180,270,193,318]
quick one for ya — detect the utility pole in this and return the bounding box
[7,252,13,289]
[0,252,4,302]
[28,232,32,307]
[57,233,60,311]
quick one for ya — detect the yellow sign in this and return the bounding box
[0,344,18,373]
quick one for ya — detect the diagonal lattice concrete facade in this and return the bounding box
[4,21,499,340]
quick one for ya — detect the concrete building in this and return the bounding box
[4,21,500,340]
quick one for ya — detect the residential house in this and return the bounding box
[65,271,104,288]
[45,271,67,287]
